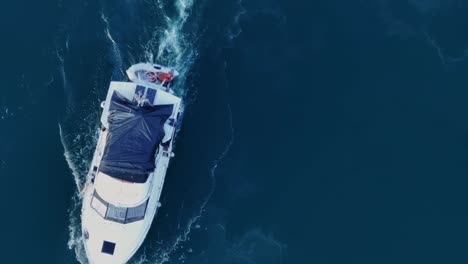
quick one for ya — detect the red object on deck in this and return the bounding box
[156,72,174,83]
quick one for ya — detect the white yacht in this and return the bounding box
[81,63,182,264]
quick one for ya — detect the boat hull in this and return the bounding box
[81,80,181,264]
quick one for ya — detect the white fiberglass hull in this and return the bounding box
[81,80,181,264]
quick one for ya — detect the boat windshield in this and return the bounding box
[90,190,148,224]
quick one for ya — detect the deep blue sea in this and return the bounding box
[1,0,468,263]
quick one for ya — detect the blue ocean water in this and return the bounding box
[1,0,468,263]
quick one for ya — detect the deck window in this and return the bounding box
[91,193,107,218]
[91,191,149,224]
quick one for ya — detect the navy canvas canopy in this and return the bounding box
[99,91,173,183]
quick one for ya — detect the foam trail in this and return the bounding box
[101,12,125,79]
[56,46,74,110]
[59,123,84,192]
[155,0,194,63]
[60,122,89,263]
[227,0,246,41]
[145,0,196,84]
[424,31,468,66]
[60,109,100,264]
[65,35,70,52]
[207,105,235,206]
[424,32,447,65]
[68,194,87,264]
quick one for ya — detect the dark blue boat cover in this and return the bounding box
[99,91,173,183]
